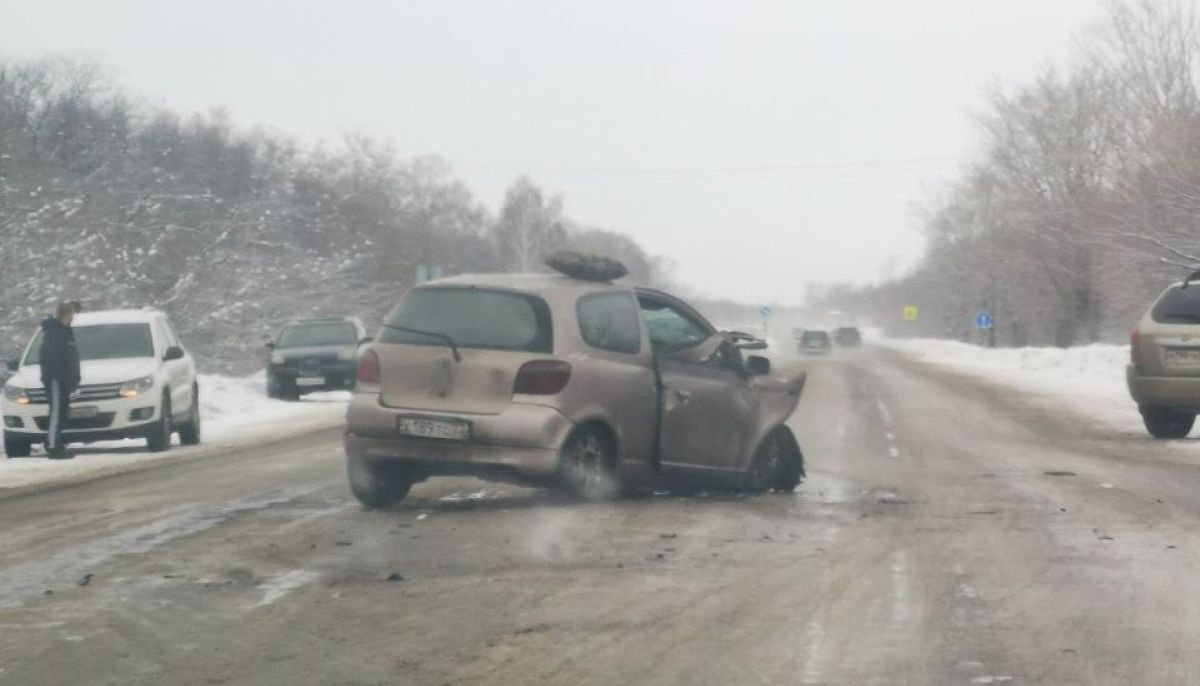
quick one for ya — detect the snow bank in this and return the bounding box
[0,371,349,491]
[880,338,1140,433]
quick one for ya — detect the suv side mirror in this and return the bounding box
[264,339,276,350]
[746,355,772,376]
[164,346,185,361]
[5,358,18,372]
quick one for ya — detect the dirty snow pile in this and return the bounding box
[880,338,1139,432]
[0,371,348,490]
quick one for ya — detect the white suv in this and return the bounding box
[2,309,200,456]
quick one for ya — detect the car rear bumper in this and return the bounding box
[343,393,573,478]
[1127,365,1200,410]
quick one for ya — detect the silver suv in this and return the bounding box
[1128,274,1200,438]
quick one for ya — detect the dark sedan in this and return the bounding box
[266,318,368,399]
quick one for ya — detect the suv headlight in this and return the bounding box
[3,385,29,404]
[337,348,355,361]
[119,376,155,398]
[271,352,285,365]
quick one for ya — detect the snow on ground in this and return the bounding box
[0,370,349,491]
[879,338,1142,434]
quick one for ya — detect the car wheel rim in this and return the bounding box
[571,434,607,497]
[755,438,780,487]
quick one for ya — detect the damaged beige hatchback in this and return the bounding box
[344,260,807,507]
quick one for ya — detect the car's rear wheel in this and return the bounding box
[146,394,172,452]
[558,426,619,500]
[1141,406,1196,439]
[347,455,414,509]
[3,431,31,458]
[179,386,201,445]
[744,429,805,493]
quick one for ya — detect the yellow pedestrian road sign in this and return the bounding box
[902,306,919,321]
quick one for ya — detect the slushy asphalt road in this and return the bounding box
[2,346,1199,685]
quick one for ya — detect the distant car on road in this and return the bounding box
[1128,273,1200,438]
[266,318,368,400]
[798,330,832,354]
[344,260,806,507]
[834,327,863,347]
[2,309,200,456]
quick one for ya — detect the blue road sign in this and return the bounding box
[975,312,993,330]
[760,306,772,318]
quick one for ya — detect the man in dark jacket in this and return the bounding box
[40,302,81,459]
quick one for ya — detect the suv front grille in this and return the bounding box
[26,383,125,404]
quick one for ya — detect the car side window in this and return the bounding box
[162,319,182,349]
[577,293,642,355]
[638,298,710,353]
[153,319,172,354]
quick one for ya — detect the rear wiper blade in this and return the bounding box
[383,324,462,362]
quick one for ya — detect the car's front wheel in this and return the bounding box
[179,385,201,445]
[744,429,805,493]
[1141,406,1196,439]
[3,431,31,458]
[347,455,414,509]
[146,394,172,452]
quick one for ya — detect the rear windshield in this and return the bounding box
[1152,286,1200,324]
[803,331,829,341]
[380,287,553,353]
[278,322,358,348]
[24,323,155,364]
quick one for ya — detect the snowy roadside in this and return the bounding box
[0,371,349,491]
[877,338,1145,435]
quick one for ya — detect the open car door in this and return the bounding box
[637,291,758,476]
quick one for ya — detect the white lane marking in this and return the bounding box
[800,540,838,684]
[972,677,1014,684]
[891,550,909,626]
[878,401,901,458]
[253,569,320,608]
[876,400,893,427]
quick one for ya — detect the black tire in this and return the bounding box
[744,429,805,493]
[1141,406,1196,439]
[146,394,172,452]
[347,455,414,509]
[3,431,31,458]
[179,386,201,445]
[558,425,620,500]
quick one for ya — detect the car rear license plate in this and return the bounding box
[1162,349,1200,367]
[69,405,99,419]
[296,377,325,387]
[397,416,471,441]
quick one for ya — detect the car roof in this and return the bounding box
[72,309,164,326]
[420,272,630,294]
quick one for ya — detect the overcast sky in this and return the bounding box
[1,0,1103,305]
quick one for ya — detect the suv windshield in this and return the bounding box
[24,323,155,364]
[1152,285,1200,323]
[380,287,553,353]
[277,322,358,348]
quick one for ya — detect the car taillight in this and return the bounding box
[1131,327,1141,365]
[514,360,571,395]
[357,349,380,384]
